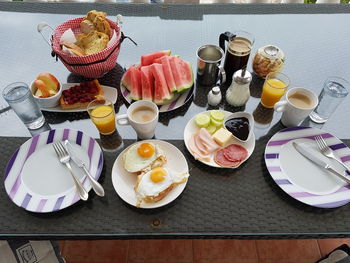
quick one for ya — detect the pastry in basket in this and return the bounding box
[123,142,167,174]
[134,167,189,207]
[60,42,85,57]
[79,31,109,56]
[60,80,104,110]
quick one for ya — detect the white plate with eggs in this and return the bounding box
[111,140,190,208]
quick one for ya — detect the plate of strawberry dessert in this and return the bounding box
[184,110,255,168]
[121,50,194,113]
[40,80,118,113]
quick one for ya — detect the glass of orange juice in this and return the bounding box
[261,72,290,108]
[87,97,116,135]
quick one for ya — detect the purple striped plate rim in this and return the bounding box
[4,128,103,213]
[265,126,350,209]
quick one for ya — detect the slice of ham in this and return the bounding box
[194,131,209,154]
[214,149,241,168]
[222,144,248,162]
[197,128,220,153]
[188,134,210,161]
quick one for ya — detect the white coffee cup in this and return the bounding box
[274,87,318,127]
[117,100,159,139]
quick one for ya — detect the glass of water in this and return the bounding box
[309,76,349,123]
[2,82,45,129]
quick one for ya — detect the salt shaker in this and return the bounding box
[207,86,222,106]
[225,68,252,107]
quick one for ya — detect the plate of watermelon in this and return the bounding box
[121,50,194,112]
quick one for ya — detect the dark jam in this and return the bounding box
[224,117,250,141]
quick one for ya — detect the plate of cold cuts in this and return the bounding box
[184,110,255,168]
[120,53,194,113]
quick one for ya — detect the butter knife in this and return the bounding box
[64,140,105,197]
[293,142,350,184]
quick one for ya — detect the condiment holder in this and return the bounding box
[223,111,254,143]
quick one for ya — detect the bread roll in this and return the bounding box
[80,31,109,55]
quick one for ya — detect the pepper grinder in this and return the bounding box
[207,86,222,106]
[225,68,252,107]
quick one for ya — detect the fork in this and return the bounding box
[315,135,350,173]
[52,141,89,201]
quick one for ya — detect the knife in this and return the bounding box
[292,142,350,184]
[64,140,105,197]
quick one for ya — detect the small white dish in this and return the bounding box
[223,111,255,143]
[184,110,255,168]
[111,140,189,208]
[39,83,118,112]
[31,80,62,108]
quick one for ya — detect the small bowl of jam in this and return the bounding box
[223,112,254,142]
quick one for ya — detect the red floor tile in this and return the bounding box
[193,239,258,263]
[128,239,193,263]
[62,240,129,263]
[256,239,321,263]
[318,238,350,257]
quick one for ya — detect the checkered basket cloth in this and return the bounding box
[51,17,123,78]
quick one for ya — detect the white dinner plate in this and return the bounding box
[184,110,255,168]
[4,129,103,213]
[40,83,118,112]
[265,126,350,208]
[111,140,189,208]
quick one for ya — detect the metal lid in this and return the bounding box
[233,69,252,84]
[261,45,284,60]
[211,86,221,95]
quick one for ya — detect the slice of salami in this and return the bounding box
[222,144,248,162]
[214,149,241,168]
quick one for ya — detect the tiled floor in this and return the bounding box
[58,238,350,263]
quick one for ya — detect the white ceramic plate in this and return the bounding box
[265,126,350,208]
[4,129,103,213]
[40,83,118,112]
[184,110,255,168]
[111,140,189,208]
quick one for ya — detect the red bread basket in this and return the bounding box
[46,17,124,78]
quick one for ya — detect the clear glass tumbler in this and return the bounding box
[87,97,116,135]
[2,82,45,129]
[309,77,349,123]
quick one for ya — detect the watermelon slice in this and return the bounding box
[129,66,142,101]
[160,56,177,93]
[121,68,133,91]
[140,66,154,101]
[169,56,194,93]
[141,50,171,67]
[152,63,173,104]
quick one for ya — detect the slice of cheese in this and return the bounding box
[212,128,232,146]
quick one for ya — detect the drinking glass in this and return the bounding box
[309,76,349,123]
[261,72,290,108]
[87,97,116,135]
[2,82,45,129]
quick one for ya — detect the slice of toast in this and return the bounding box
[59,80,104,110]
[79,31,109,56]
[61,41,85,57]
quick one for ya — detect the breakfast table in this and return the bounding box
[0,2,350,240]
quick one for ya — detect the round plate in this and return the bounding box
[41,84,118,112]
[120,83,193,113]
[111,140,189,208]
[184,110,255,168]
[4,129,103,213]
[265,126,350,208]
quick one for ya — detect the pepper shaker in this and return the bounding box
[207,86,222,106]
[225,68,252,107]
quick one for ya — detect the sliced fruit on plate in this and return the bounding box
[210,110,225,122]
[141,50,171,67]
[140,66,154,101]
[129,66,142,101]
[160,56,177,93]
[121,66,133,91]
[169,56,194,92]
[152,63,173,104]
[195,113,210,128]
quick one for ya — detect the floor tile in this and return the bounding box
[318,238,350,257]
[62,240,129,263]
[256,239,321,263]
[193,239,258,263]
[128,239,193,263]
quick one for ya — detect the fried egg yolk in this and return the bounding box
[137,143,155,158]
[150,167,167,183]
